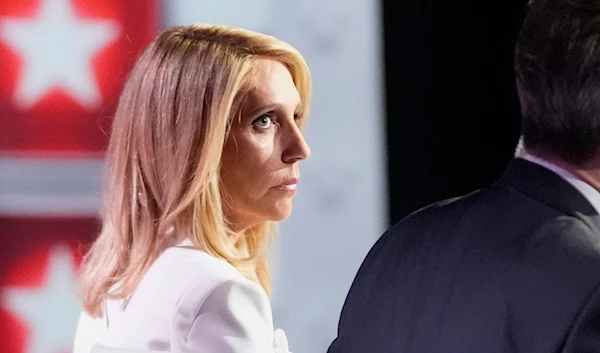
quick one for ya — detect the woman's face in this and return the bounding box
[220,59,311,232]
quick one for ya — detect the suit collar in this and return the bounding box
[497,158,600,232]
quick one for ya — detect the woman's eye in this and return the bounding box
[252,114,275,128]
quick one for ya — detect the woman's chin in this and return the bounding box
[268,204,294,222]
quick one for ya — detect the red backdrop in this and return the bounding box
[0,0,158,352]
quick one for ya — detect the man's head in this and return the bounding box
[516,0,600,165]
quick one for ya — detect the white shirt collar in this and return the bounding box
[521,153,600,215]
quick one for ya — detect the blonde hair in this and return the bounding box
[78,24,311,317]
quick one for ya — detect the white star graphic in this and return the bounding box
[0,0,120,109]
[3,245,82,353]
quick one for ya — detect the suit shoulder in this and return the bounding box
[361,192,481,266]
[515,216,600,273]
[386,190,481,235]
[506,216,600,304]
[505,216,600,333]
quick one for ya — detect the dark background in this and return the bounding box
[384,1,529,223]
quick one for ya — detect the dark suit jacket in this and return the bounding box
[328,159,600,353]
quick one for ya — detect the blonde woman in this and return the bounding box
[72,24,311,353]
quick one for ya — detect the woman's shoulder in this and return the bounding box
[165,243,275,352]
[146,239,251,294]
[152,240,275,351]
[136,238,260,297]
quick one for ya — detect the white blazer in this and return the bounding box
[73,239,285,353]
